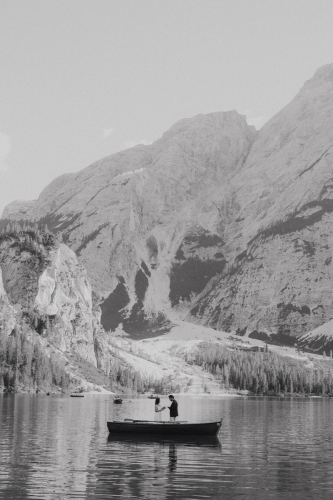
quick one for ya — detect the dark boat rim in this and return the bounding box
[108,419,222,425]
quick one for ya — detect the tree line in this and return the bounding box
[0,327,70,393]
[107,350,181,394]
[0,221,57,262]
[192,342,333,395]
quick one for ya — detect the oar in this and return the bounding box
[124,419,188,423]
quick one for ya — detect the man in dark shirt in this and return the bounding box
[168,395,178,422]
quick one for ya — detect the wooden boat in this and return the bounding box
[70,394,84,398]
[107,418,222,436]
[113,397,122,404]
[147,394,158,399]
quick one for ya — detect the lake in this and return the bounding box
[0,394,333,499]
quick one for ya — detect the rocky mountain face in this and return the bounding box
[0,224,109,371]
[298,320,333,353]
[3,63,333,350]
[0,266,16,337]
[2,112,255,338]
[190,63,333,346]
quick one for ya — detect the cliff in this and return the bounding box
[0,224,110,391]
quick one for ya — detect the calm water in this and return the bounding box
[0,395,333,499]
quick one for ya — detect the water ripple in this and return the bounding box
[1,395,333,499]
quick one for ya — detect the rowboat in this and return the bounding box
[147,394,158,399]
[107,418,222,436]
[113,397,122,404]
[70,394,84,398]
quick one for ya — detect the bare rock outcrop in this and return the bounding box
[34,243,97,362]
[0,267,16,336]
[0,225,109,369]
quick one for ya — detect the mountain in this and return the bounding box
[1,112,256,337]
[3,63,333,348]
[190,63,333,343]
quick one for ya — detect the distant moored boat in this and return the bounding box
[70,394,84,398]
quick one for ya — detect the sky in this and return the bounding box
[0,0,333,215]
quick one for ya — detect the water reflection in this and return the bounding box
[102,434,222,499]
[168,443,177,472]
[1,395,333,499]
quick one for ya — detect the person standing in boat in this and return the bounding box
[168,395,178,422]
[154,397,166,421]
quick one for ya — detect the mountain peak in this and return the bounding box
[157,110,255,146]
[311,62,333,81]
[301,62,333,91]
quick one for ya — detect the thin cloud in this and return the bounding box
[0,132,10,172]
[103,128,115,138]
[247,115,266,129]
[237,108,266,130]
[124,138,153,149]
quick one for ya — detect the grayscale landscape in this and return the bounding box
[1,2,333,499]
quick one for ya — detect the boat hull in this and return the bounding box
[107,433,221,446]
[107,420,222,436]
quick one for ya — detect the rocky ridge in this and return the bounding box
[3,63,333,351]
[190,63,333,346]
[2,111,256,337]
